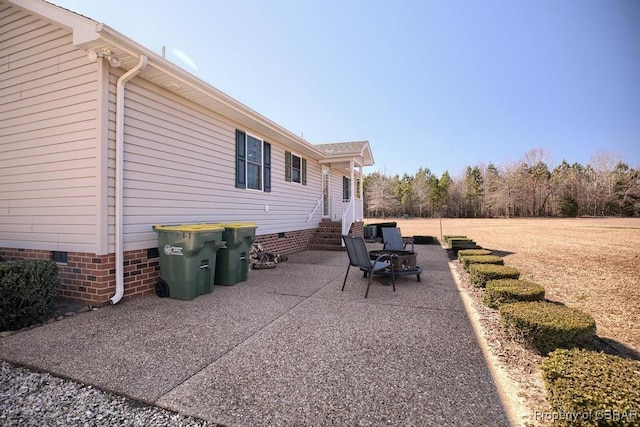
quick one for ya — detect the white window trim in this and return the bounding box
[290,152,302,184]
[245,132,264,191]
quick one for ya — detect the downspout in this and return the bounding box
[110,55,148,305]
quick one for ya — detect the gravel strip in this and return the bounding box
[0,361,217,427]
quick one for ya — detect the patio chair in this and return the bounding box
[382,227,415,252]
[342,234,396,298]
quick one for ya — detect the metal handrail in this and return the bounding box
[307,198,323,222]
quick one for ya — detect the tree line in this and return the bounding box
[363,149,640,218]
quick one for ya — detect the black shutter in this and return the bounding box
[301,158,307,185]
[343,176,350,200]
[285,151,292,182]
[235,130,246,188]
[264,142,271,192]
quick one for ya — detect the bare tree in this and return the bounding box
[587,151,621,215]
[363,148,638,219]
[364,172,394,217]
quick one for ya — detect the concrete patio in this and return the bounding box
[0,243,510,426]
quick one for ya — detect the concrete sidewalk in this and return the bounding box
[0,243,510,426]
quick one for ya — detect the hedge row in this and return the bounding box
[452,233,639,424]
[0,259,59,331]
[455,238,596,352]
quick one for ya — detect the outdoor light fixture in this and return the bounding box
[87,48,121,68]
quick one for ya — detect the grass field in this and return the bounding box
[375,217,640,355]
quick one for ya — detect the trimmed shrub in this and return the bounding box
[443,235,467,245]
[469,264,520,288]
[484,279,545,308]
[0,259,59,331]
[457,249,492,258]
[461,255,504,271]
[451,240,483,254]
[450,238,474,246]
[499,301,596,354]
[413,235,436,245]
[542,348,640,426]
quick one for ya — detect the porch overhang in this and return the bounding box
[316,140,374,172]
[319,158,365,175]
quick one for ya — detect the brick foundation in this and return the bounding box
[0,230,314,306]
[349,221,364,237]
[254,228,315,255]
[0,247,159,307]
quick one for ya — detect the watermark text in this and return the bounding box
[533,409,637,423]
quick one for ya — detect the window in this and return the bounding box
[292,154,301,183]
[246,135,262,190]
[235,130,271,192]
[51,251,68,264]
[285,151,307,185]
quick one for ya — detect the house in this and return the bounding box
[0,0,374,306]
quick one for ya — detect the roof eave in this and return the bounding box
[94,26,326,159]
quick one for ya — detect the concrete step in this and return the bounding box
[309,234,341,240]
[308,240,342,247]
[316,225,342,232]
[306,243,345,251]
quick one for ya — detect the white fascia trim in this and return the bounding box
[8,0,100,45]
[319,156,368,168]
[94,25,325,159]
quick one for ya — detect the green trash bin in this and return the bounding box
[215,222,257,286]
[153,223,225,300]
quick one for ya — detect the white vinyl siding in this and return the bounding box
[0,5,99,252]
[0,3,335,256]
[119,80,323,251]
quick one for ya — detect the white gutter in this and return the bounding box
[110,55,148,305]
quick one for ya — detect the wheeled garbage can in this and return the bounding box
[152,223,225,300]
[215,222,257,286]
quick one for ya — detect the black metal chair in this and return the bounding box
[382,227,415,252]
[342,234,395,298]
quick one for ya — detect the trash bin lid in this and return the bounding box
[153,223,224,232]
[221,222,257,229]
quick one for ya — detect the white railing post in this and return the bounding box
[355,198,363,221]
[342,198,354,238]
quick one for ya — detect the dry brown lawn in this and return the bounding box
[374,217,640,425]
[388,217,640,354]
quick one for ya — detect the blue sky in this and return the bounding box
[52,0,640,177]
